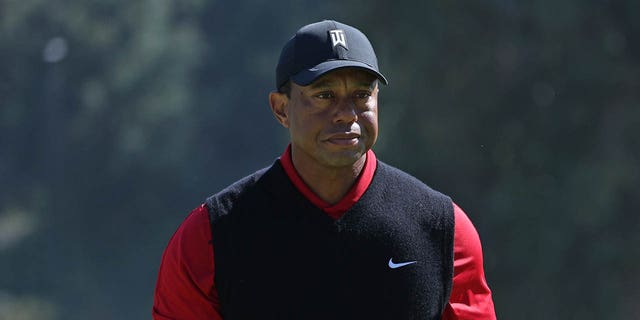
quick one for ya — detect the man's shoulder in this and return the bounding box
[204,160,283,218]
[375,160,450,199]
[212,165,272,196]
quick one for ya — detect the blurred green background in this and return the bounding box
[1,1,639,319]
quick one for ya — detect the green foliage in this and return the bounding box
[0,0,638,319]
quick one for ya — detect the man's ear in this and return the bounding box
[269,91,290,128]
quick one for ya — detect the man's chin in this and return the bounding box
[320,149,367,168]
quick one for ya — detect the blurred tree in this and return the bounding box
[1,0,206,318]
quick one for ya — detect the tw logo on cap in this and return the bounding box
[329,29,348,49]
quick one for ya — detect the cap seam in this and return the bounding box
[323,58,374,68]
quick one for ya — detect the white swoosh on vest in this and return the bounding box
[388,258,418,269]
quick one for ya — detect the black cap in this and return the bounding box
[275,20,388,90]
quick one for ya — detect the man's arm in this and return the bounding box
[152,205,222,320]
[442,203,497,320]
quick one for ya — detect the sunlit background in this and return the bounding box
[1,1,639,319]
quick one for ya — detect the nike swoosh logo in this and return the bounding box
[388,258,417,269]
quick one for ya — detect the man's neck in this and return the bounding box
[291,150,366,205]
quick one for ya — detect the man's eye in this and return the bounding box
[315,92,334,99]
[355,91,371,99]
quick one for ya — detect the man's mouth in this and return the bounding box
[325,133,360,146]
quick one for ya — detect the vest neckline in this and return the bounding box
[279,144,377,220]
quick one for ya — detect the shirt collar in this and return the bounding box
[279,144,377,220]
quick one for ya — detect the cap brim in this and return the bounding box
[291,60,388,86]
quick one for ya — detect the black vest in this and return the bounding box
[206,160,454,320]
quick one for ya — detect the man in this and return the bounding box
[153,20,496,319]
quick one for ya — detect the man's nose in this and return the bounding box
[333,98,358,123]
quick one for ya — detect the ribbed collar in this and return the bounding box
[279,145,377,220]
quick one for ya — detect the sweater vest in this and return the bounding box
[206,160,454,320]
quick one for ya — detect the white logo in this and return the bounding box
[329,29,348,49]
[388,258,418,269]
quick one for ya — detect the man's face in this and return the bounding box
[276,68,379,169]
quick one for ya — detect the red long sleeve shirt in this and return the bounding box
[153,149,496,319]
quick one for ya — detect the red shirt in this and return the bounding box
[153,148,496,319]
